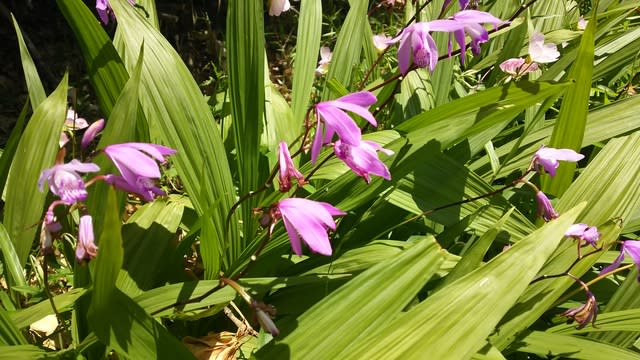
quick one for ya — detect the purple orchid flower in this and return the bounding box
[81,119,105,150]
[565,223,600,248]
[278,141,305,192]
[535,191,558,221]
[333,140,394,183]
[96,0,136,25]
[103,142,176,201]
[387,21,463,74]
[448,10,505,63]
[39,160,100,205]
[273,198,346,256]
[531,145,584,177]
[599,240,640,281]
[76,215,98,262]
[561,290,598,330]
[311,91,377,163]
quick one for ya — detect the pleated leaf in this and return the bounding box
[543,14,596,196]
[291,0,322,123]
[513,331,640,360]
[343,204,585,359]
[4,73,67,266]
[490,133,640,350]
[0,307,26,345]
[227,0,264,243]
[56,0,129,117]
[109,0,239,275]
[0,223,26,289]
[257,236,445,359]
[321,0,367,100]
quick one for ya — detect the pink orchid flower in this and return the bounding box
[103,142,176,201]
[333,140,393,183]
[278,141,305,192]
[274,198,346,256]
[311,91,377,163]
[39,160,100,204]
[531,145,584,177]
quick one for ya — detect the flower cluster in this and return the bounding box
[271,89,395,257]
[388,10,506,74]
[39,109,176,262]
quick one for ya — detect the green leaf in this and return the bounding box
[10,288,86,329]
[321,0,367,99]
[4,73,68,266]
[489,131,640,350]
[344,204,585,359]
[90,188,123,312]
[120,199,184,292]
[589,268,640,346]
[109,0,239,276]
[257,236,445,358]
[512,331,640,360]
[91,289,195,359]
[56,0,129,116]
[549,308,640,334]
[471,95,640,179]
[227,0,265,244]
[11,15,46,110]
[0,100,28,199]
[0,307,27,345]
[543,13,597,196]
[291,0,322,123]
[0,223,26,289]
[0,345,46,359]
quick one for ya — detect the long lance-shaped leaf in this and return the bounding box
[4,73,68,266]
[0,223,26,290]
[343,204,585,359]
[291,0,322,126]
[0,100,28,209]
[56,0,129,117]
[589,268,640,346]
[110,0,239,275]
[89,188,123,312]
[542,12,596,197]
[227,0,264,246]
[0,306,27,345]
[550,308,640,335]
[257,236,445,358]
[87,188,193,358]
[512,331,640,360]
[321,0,367,100]
[11,15,46,110]
[490,132,640,350]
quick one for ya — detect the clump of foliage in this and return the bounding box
[1,0,640,359]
